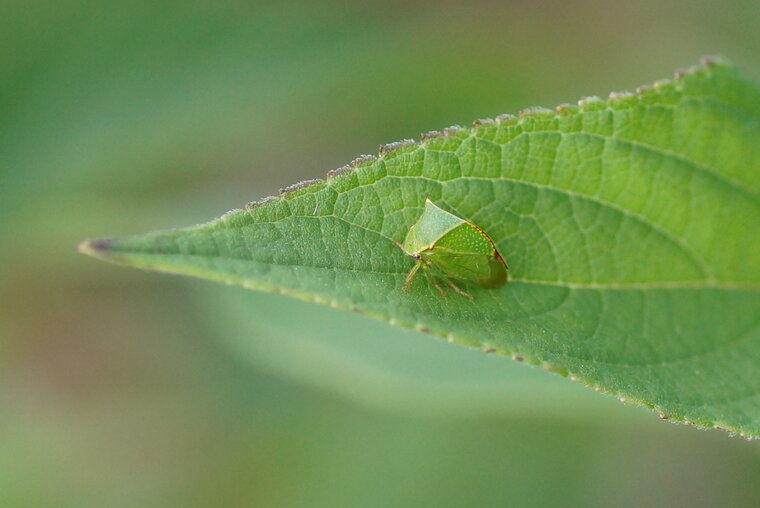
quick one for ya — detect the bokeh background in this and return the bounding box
[2,0,759,506]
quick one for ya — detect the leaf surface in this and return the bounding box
[81,58,760,436]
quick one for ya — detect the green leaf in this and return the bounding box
[201,286,646,421]
[80,58,760,437]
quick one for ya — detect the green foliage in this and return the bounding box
[80,58,760,437]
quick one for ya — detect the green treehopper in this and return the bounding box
[395,199,508,300]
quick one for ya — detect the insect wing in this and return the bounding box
[428,248,507,287]
[427,247,493,281]
[402,199,463,254]
[430,222,508,288]
[481,253,508,287]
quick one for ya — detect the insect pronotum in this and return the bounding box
[395,199,508,300]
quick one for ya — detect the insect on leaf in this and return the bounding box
[79,58,760,437]
[397,199,508,299]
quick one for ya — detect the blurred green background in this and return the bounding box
[2,0,759,506]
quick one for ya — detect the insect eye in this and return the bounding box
[412,253,421,260]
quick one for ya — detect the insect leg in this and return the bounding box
[445,280,474,301]
[402,262,422,292]
[429,278,447,297]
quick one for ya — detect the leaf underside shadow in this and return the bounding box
[80,57,760,437]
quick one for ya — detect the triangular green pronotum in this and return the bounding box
[80,57,760,437]
[396,198,508,300]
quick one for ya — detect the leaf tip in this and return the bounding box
[77,238,113,259]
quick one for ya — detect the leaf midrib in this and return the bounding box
[124,238,760,290]
[232,100,760,286]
